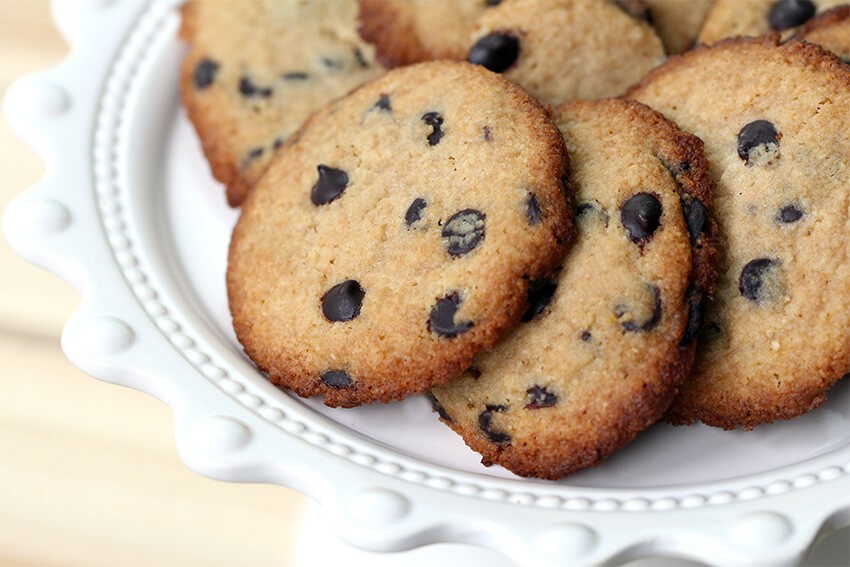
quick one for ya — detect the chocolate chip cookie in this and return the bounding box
[228,61,573,407]
[357,0,499,67]
[698,0,847,45]
[628,36,850,429]
[465,0,665,105]
[430,99,717,479]
[795,5,850,62]
[180,0,383,206]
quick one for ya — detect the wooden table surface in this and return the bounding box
[0,2,307,565]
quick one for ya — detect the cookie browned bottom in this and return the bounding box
[228,61,573,407]
[628,36,850,429]
[180,0,383,206]
[431,99,717,480]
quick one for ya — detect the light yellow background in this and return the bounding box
[0,2,307,565]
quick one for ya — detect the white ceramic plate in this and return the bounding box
[4,1,849,565]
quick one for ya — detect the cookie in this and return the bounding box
[644,0,713,54]
[180,0,383,206]
[464,0,665,105]
[228,61,574,408]
[795,5,850,62]
[430,99,717,480]
[357,0,498,67]
[627,36,850,429]
[698,0,847,45]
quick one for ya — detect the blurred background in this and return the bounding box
[0,2,308,565]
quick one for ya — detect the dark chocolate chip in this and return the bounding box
[468,33,520,73]
[321,370,353,388]
[405,198,427,227]
[768,0,815,30]
[525,386,558,409]
[422,112,444,146]
[577,201,610,227]
[616,284,662,333]
[485,0,501,5]
[580,330,592,342]
[442,209,486,256]
[468,366,482,378]
[681,196,709,244]
[239,76,273,98]
[526,192,543,225]
[426,393,453,422]
[375,94,392,112]
[621,193,662,244]
[478,405,510,444]
[273,137,284,150]
[428,292,474,338]
[283,71,310,80]
[242,147,265,169]
[483,125,492,141]
[739,258,783,304]
[311,165,349,206]
[615,0,652,22]
[522,278,557,322]
[193,58,220,89]
[353,47,370,69]
[737,120,779,164]
[680,286,703,346]
[322,280,365,322]
[776,204,804,224]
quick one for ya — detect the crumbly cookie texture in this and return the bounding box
[698,0,847,45]
[357,0,498,67]
[794,5,850,62]
[431,99,717,480]
[627,36,850,429]
[465,0,665,105]
[644,0,713,54]
[228,61,573,408]
[180,0,383,206]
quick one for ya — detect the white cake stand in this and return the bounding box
[4,1,849,565]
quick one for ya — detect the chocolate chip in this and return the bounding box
[468,33,520,73]
[429,292,474,338]
[322,57,342,69]
[239,76,273,98]
[273,137,284,150]
[522,278,557,322]
[311,165,349,206]
[242,147,264,169]
[405,198,427,227]
[283,71,310,80]
[737,120,779,164]
[615,0,652,22]
[526,192,543,225]
[353,47,370,69]
[442,209,485,256]
[193,58,220,89]
[422,112,444,146]
[468,366,482,378]
[616,284,662,333]
[375,94,392,112]
[621,193,662,244]
[680,286,703,346]
[776,204,804,224]
[426,393,453,422]
[478,405,510,443]
[525,386,558,409]
[483,125,492,141]
[768,0,815,30]
[321,370,353,388]
[681,196,708,244]
[580,330,592,342]
[739,258,785,304]
[485,0,502,5]
[577,201,610,227]
[322,280,365,322]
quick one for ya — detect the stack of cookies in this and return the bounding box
[180,0,850,480]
